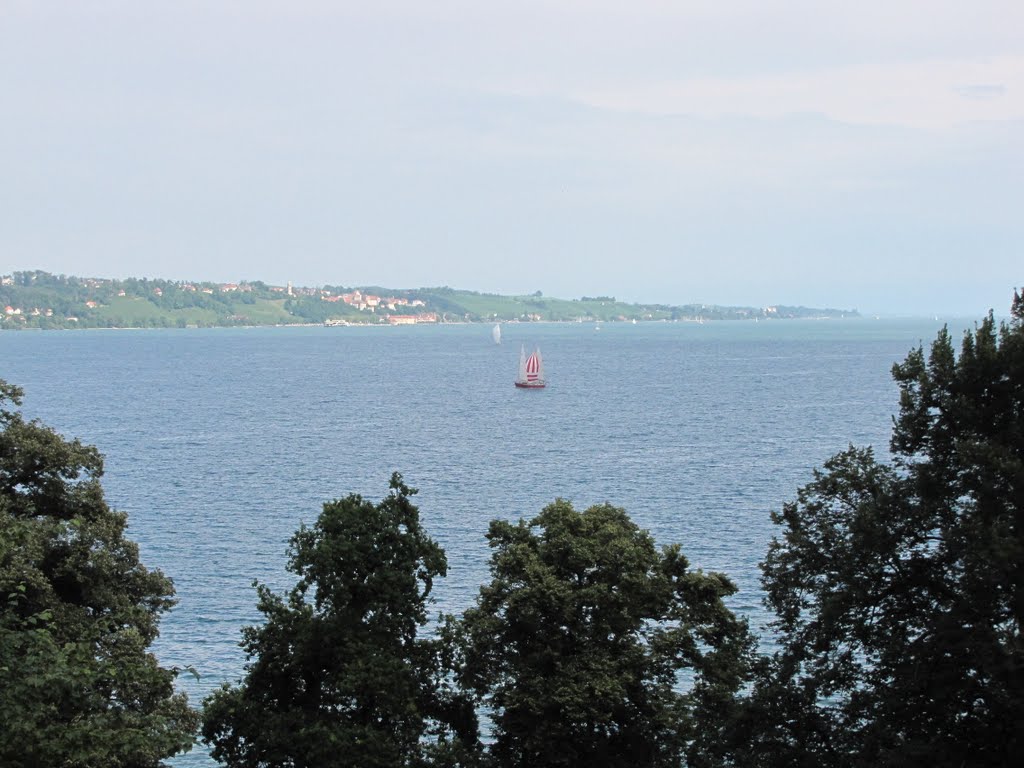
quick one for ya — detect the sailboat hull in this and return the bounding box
[514,381,546,389]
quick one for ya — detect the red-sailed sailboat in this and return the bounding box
[515,345,546,388]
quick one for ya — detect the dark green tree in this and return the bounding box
[745,292,1024,767]
[201,474,477,767]
[0,379,198,767]
[458,499,755,768]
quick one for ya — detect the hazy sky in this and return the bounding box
[2,1,1021,314]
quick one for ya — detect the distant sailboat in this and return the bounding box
[492,323,501,344]
[515,345,546,389]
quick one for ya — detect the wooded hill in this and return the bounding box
[1,270,858,330]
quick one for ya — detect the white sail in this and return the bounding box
[518,345,528,382]
[492,323,501,344]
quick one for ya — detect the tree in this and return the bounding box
[458,499,755,768]
[0,379,198,767]
[747,292,1024,767]
[201,474,476,768]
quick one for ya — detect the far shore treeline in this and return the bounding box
[2,292,1021,767]
[0,270,857,330]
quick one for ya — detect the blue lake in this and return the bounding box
[0,317,963,765]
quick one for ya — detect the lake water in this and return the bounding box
[0,318,963,765]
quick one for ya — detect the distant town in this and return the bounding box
[1,271,858,330]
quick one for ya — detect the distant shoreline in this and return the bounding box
[2,269,859,331]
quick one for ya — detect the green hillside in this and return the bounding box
[0,270,858,330]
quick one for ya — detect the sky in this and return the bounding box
[1,1,1021,315]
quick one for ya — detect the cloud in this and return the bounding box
[572,56,1024,130]
[954,84,1008,100]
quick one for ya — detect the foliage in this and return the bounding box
[284,295,367,324]
[0,379,198,767]
[458,499,755,768]
[201,474,476,767]
[745,292,1024,767]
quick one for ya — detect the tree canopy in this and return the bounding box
[201,474,475,768]
[0,379,198,767]
[458,499,755,768]
[744,292,1024,767]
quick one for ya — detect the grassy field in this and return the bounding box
[413,289,677,322]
